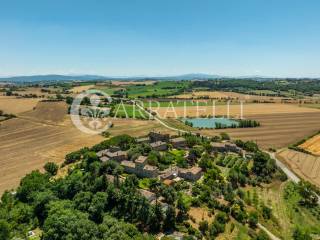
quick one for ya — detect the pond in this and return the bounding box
[183,117,239,129]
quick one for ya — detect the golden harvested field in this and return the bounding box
[277,149,320,187]
[204,111,320,149]
[106,118,171,137]
[299,134,320,155]
[0,101,168,194]
[20,101,68,124]
[0,96,40,114]
[71,84,95,93]
[150,103,320,149]
[153,103,320,119]
[0,117,104,194]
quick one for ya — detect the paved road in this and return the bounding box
[266,151,300,183]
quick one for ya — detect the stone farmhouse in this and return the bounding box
[121,156,159,178]
[148,131,170,143]
[150,141,168,151]
[170,137,187,149]
[211,142,243,155]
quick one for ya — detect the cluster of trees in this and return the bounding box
[191,78,320,96]
[238,119,260,128]
[0,154,179,239]
[214,119,260,129]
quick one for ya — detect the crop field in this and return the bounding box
[0,101,167,194]
[299,134,320,155]
[277,149,320,187]
[153,103,320,118]
[20,101,68,124]
[0,117,104,194]
[207,111,320,149]
[112,104,148,119]
[101,81,190,98]
[0,96,40,114]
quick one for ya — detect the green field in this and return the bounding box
[102,81,190,98]
[112,104,148,119]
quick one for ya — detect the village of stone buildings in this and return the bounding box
[96,131,246,202]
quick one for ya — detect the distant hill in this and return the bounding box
[0,73,224,83]
[0,74,106,83]
[0,73,319,83]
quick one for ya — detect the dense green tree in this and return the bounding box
[297,181,318,207]
[33,190,58,225]
[16,170,50,202]
[261,205,272,220]
[73,191,93,211]
[99,215,151,240]
[0,220,10,240]
[88,192,108,223]
[163,205,176,231]
[44,162,59,176]
[248,211,258,228]
[43,202,99,240]
[252,151,276,180]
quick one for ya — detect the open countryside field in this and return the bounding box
[0,117,103,194]
[277,149,320,187]
[0,101,168,194]
[153,103,320,118]
[299,134,320,155]
[0,96,40,114]
[71,84,95,93]
[204,111,320,149]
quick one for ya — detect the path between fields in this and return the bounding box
[257,224,281,240]
[135,101,290,240]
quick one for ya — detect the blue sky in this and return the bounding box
[1,0,320,77]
